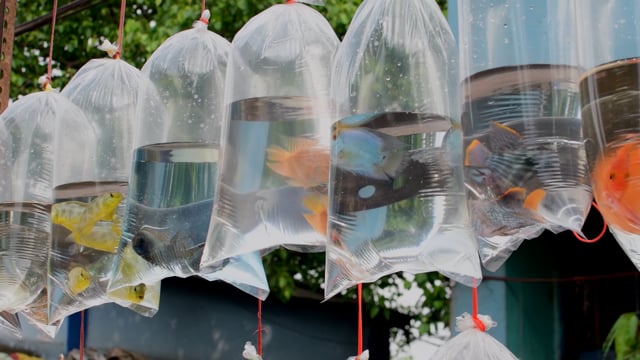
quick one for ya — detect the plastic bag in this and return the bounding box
[577,1,640,270]
[0,91,95,334]
[108,10,268,300]
[458,0,591,271]
[325,0,481,298]
[200,2,339,269]
[52,55,163,324]
[0,311,21,338]
[431,313,518,359]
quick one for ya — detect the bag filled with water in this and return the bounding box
[51,55,163,324]
[458,0,591,271]
[431,313,518,360]
[325,0,482,299]
[0,311,21,339]
[200,2,339,269]
[108,10,268,300]
[0,90,92,336]
[577,0,640,270]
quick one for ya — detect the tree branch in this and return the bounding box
[15,0,104,37]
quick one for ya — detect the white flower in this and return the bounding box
[242,341,263,360]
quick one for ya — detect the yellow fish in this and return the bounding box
[51,201,88,231]
[72,223,120,253]
[68,266,91,295]
[77,192,123,235]
[109,283,146,304]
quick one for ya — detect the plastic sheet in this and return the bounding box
[577,1,640,271]
[0,311,21,338]
[324,0,481,299]
[431,313,518,359]
[51,56,163,324]
[0,91,94,334]
[108,10,268,301]
[458,0,591,271]
[200,2,339,269]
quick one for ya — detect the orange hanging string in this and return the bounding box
[115,0,126,59]
[357,283,363,358]
[471,286,486,332]
[257,299,263,356]
[201,0,206,12]
[79,310,85,360]
[43,0,59,90]
[286,0,296,4]
[573,201,607,244]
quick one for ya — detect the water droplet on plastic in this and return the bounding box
[504,37,509,44]
[358,185,376,199]
[503,23,508,29]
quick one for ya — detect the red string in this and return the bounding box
[286,0,296,4]
[43,0,59,90]
[79,310,85,360]
[115,0,126,59]
[257,299,263,356]
[573,201,607,244]
[357,283,363,358]
[471,286,486,332]
[201,0,205,12]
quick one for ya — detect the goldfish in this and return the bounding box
[332,124,408,180]
[592,140,640,233]
[301,192,328,236]
[108,283,146,304]
[266,137,330,188]
[67,266,91,295]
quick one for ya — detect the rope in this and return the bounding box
[43,0,58,90]
[471,286,486,332]
[115,0,126,59]
[257,299,263,356]
[357,283,363,358]
[573,201,607,243]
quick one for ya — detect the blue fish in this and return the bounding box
[332,125,408,181]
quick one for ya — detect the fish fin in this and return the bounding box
[497,187,527,205]
[464,139,491,166]
[523,188,546,212]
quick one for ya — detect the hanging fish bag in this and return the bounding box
[325,0,481,299]
[200,1,339,270]
[0,91,94,335]
[458,0,591,271]
[49,57,163,324]
[108,9,269,300]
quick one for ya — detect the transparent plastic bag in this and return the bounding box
[458,0,590,271]
[108,10,268,300]
[0,311,21,338]
[200,2,339,269]
[431,313,518,360]
[52,57,163,324]
[577,1,640,270]
[325,0,481,298]
[0,91,94,333]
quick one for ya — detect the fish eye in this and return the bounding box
[609,173,615,181]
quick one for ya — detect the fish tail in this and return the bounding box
[491,121,521,137]
[73,224,120,253]
[523,188,546,212]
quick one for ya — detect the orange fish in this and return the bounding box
[592,140,640,233]
[301,191,328,236]
[266,137,330,188]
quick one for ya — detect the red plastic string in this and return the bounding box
[79,310,85,360]
[201,0,206,12]
[573,201,607,244]
[43,0,59,90]
[115,0,126,59]
[286,0,296,4]
[471,286,486,332]
[357,283,363,358]
[257,299,263,356]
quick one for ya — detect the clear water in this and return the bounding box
[580,58,640,271]
[0,202,50,312]
[462,64,591,270]
[109,142,217,290]
[49,181,158,323]
[325,112,479,298]
[202,96,330,267]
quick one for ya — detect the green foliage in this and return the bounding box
[603,312,640,360]
[12,0,452,348]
